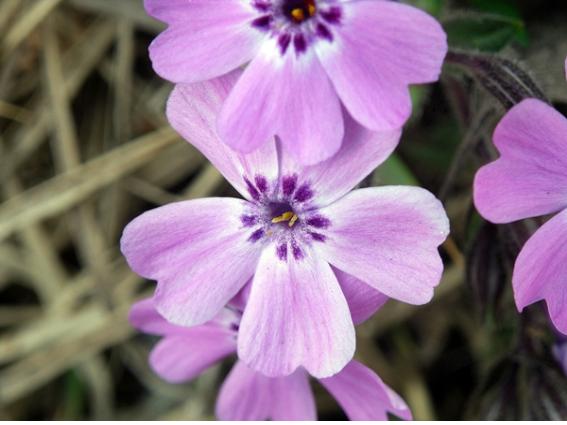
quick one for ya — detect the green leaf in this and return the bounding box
[372,154,419,187]
[404,0,445,16]
[60,370,85,420]
[470,0,522,18]
[444,11,528,52]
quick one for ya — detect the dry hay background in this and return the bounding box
[3,0,552,420]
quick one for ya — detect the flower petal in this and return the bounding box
[316,0,447,131]
[145,0,247,24]
[129,298,183,336]
[167,72,279,201]
[270,369,317,420]
[219,39,344,165]
[121,198,261,327]
[216,361,273,420]
[216,361,316,420]
[319,360,412,421]
[513,208,567,335]
[238,245,355,378]
[334,267,388,325]
[131,298,238,384]
[229,280,252,312]
[150,330,236,384]
[317,187,449,305]
[146,0,263,83]
[474,99,567,223]
[279,112,401,209]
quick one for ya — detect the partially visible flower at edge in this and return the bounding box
[120,70,450,378]
[144,0,447,165]
[129,296,412,421]
[473,58,567,334]
[554,337,567,377]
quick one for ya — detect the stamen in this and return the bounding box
[271,211,299,227]
[288,214,299,227]
[308,2,316,16]
[288,0,316,23]
[291,8,305,22]
[272,211,294,223]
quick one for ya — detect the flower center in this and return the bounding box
[241,173,331,261]
[272,211,299,227]
[251,0,342,56]
[283,0,316,23]
[269,202,299,228]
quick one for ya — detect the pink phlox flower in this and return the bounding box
[129,296,413,421]
[120,71,449,378]
[473,58,567,334]
[144,0,447,164]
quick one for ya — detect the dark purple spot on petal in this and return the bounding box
[252,15,273,30]
[255,175,268,193]
[316,23,333,41]
[293,33,307,54]
[277,243,288,261]
[241,215,258,227]
[306,215,330,228]
[244,177,261,201]
[321,7,342,24]
[253,0,271,12]
[294,184,314,202]
[282,175,297,197]
[249,229,265,242]
[309,232,326,242]
[278,33,292,55]
[291,241,304,260]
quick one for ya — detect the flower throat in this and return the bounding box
[283,0,316,23]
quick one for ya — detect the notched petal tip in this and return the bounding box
[475,99,567,223]
[122,198,261,329]
[512,209,567,335]
[315,0,447,132]
[316,186,449,306]
[237,247,355,379]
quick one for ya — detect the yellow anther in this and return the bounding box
[272,211,295,224]
[291,8,305,22]
[308,3,316,16]
[272,211,299,227]
[288,214,299,227]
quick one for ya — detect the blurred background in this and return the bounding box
[1,0,567,420]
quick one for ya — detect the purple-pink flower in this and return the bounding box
[120,71,449,378]
[129,296,412,421]
[474,60,567,334]
[145,0,447,164]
